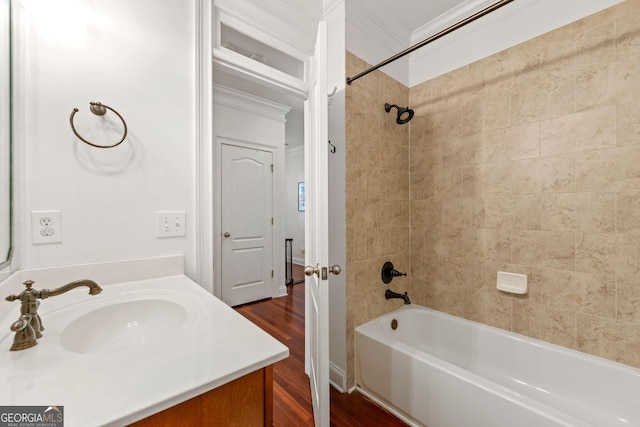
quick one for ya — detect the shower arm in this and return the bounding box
[346,0,515,85]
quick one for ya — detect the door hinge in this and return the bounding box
[271,217,274,225]
[271,164,274,172]
[271,270,274,278]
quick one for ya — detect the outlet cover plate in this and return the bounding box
[31,210,62,244]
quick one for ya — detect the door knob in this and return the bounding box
[329,264,342,275]
[224,232,231,237]
[304,265,320,277]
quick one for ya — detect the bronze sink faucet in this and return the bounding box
[4,279,102,351]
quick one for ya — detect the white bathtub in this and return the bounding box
[355,305,640,427]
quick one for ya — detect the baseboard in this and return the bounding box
[275,284,288,298]
[292,257,305,266]
[329,362,347,393]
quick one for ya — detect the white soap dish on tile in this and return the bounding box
[496,271,527,294]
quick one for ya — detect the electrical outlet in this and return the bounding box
[31,211,62,244]
[156,211,186,238]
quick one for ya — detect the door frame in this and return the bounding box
[196,0,306,300]
[194,0,215,293]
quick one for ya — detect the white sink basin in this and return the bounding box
[0,272,289,427]
[60,299,188,354]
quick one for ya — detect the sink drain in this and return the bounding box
[391,319,398,330]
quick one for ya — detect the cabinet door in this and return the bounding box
[130,366,273,427]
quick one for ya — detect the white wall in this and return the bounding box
[14,0,197,277]
[285,145,305,265]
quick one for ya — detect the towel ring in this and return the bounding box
[69,102,128,148]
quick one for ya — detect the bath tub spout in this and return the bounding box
[385,289,411,305]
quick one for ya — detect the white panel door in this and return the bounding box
[305,21,330,427]
[221,143,273,306]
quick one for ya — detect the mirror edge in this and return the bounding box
[0,0,12,281]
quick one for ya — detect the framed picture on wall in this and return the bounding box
[298,182,305,212]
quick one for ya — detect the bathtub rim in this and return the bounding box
[355,318,592,427]
[356,304,640,377]
[355,304,640,427]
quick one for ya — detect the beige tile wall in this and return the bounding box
[345,53,410,388]
[410,0,640,369]
[346,0,640,388]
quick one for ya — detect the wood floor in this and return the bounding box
[235,266,407,427]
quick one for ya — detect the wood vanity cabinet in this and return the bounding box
[130,365,273,427]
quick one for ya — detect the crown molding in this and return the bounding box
[348,0,411,47]
[213,83,292,122]
[323,0,343,18]
[410,0,499,44]
[346,0,407,54]
[407,0,530,68]
[345,0,410,85]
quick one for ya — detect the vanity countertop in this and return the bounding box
[0,274,289,426]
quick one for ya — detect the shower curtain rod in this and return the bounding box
[346,0,515,85]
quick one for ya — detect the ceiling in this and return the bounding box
[352,0,471,45]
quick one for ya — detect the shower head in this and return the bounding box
[385,103,414,125]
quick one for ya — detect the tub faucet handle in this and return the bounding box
[381,261,407,284]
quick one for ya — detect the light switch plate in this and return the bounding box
[156,211,186,238]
